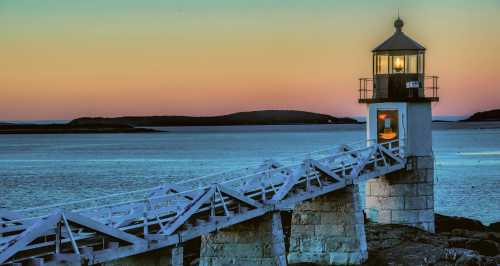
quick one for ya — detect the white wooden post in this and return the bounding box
[55,221,61,254]
[171,246,183,266]
[271,212,287,266]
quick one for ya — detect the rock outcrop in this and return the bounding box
[436,214,488,232]
[361,214,500,266]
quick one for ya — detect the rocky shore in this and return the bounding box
[362,214,500,266]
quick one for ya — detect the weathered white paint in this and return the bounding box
[365,101,435,232]
[407,102,433,156]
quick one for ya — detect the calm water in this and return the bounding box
[0,123,499,224]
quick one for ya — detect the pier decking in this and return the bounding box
[0,140,405,265]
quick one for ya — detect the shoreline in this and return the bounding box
[0,124,162,134]
[1,121,500,134]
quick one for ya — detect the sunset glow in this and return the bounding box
[1,0,499,120]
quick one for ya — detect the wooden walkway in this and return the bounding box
[0,140,405,265]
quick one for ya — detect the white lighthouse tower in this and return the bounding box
[359,17,439,232]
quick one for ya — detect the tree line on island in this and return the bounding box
[0,110,357,134]
[69,110,358,127]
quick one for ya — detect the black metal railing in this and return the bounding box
[424,76,439,99]
[358,76,439,103]
[358,78,374,101]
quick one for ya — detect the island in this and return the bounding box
[69,110,359,126]
[462,109,500,122]
[0,110,359,134]
[0,124,160,134]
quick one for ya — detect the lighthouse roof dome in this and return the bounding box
[373,17,425,52]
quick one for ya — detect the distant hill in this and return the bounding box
[69,110,359,126]
[462,109,500,122]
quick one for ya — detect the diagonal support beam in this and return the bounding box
[341,144,359,159]
[215,186,230,216]
[0,212,62,264]
[378,145,404,165]
[61,213,80,255]
[310,160,344,183]
[64,212,145,245]
[351,146,377,178]
[217,185,264,209]
[271,167,305,202]
[162,187,216,236]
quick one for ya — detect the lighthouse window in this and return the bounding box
[418,53,424,73]
[375,55,388,74]
[405,55,418,73]
[377,110,399,143]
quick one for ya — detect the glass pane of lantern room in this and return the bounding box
[418,53,424,73]
[391,56,405,74]
[406,55,417,73]
[376,55,388,74]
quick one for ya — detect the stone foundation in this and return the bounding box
[199,212,286,266]
[102,247,173,266]
[288,185,368,265]
[365,155,435,232]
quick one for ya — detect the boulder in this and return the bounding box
[494,254,500,264]
[482,256,498,266]
[489,222,500,233]
[442,248,479,261]
[436,214,487,233]
[464,239,499,256]
[448,237,468,248]
[454,254,482,266]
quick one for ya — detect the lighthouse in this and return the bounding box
[359,17,439,232]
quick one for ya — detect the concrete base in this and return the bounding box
[199,212,287,266]
[365,156,435,233]
[288,185,368,265]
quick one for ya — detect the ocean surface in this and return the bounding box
[1,122,499,224]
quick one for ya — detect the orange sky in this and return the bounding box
[1,1,499,120]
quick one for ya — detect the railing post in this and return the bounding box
[435,76,438,98]
[359,78,362,100]
[143,200,149,237]
[55,221,61,254]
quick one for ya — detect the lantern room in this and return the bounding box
[359,17,439,103]
[360,17,439,157]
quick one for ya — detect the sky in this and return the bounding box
[1,0,499,120]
